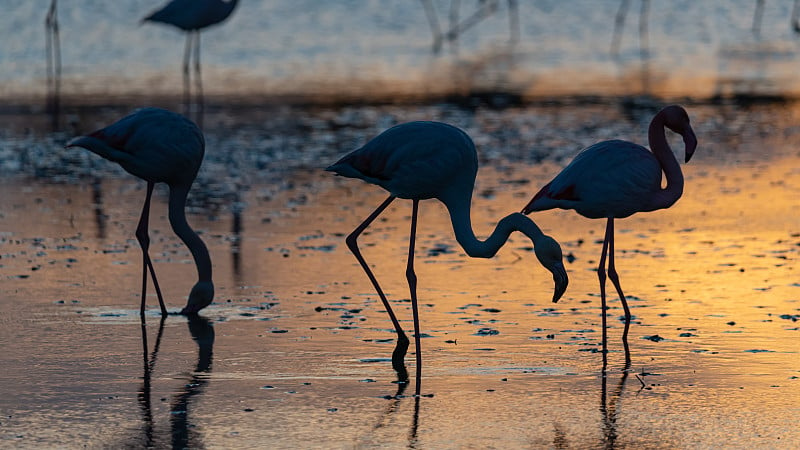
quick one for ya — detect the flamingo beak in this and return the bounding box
[521,198,535,215]
[551,261,568,303]
[683,129,698,163]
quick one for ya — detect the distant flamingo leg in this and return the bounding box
[406,200,421,395]
[136,182,168,320]
[45,0,61,129]
[345,195,410,373]
[606,218,632,362]
[597,217,613,365]
[193,31,204,122]
[182,33,193,114]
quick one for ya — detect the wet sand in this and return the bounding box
[0,102,798,448]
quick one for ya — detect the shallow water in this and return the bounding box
[0,101,798,448]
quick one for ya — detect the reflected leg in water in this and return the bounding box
[345,196,411,375]
[600,356,631,448]
[372,371,421,447]
[137,317,166,448]
[171,315,215,449]
[91,177,108,239]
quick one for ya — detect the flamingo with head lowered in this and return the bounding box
[67,108,214,321]
[522,105,697,363]
[328,121,568,394]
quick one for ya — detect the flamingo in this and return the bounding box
[142,0,239,115]
[327,121,568,394]
[522,105,697,363]
[67,108,214,321]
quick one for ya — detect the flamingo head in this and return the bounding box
[534,234,569,303]
[661,105,698,163]
[180,280,214,315]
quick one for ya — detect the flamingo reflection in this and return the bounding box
[134,316,214,448]
[370,370,421,448]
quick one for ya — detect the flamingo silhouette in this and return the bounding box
[67,108,214,321]
[328,121,568,394]
[142,0,239,116]
[522,105,697,361]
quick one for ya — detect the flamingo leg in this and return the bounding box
[345,195,410,375]
[507,0,520,45]
[606,217,632,365]
[45,0,61,130]
[193,31,204,125]
[406,200,421,395]
[136,182,168,320]
[182,32,192,114]
[420,0,442,53]
[597,217,613,365]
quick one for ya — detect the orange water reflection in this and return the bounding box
[0,146,798,447]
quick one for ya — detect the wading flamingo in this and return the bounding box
[328,121,568,394]
[522,105,697,364]
[67,108,214,321]
[142,0,239,115]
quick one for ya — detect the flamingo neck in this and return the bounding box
[647,112,684,210]
[168,185,212,283]
[443,192,545,258]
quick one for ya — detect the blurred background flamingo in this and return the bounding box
[142,0,239,121]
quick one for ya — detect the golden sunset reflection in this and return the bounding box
[1,139,797,447]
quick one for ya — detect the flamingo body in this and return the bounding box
[76,108,204,186]
[528,139,666,219]
[67,108,213,319]
[143,0,238,30]
[329,121,568,394]
[328,121,477,200]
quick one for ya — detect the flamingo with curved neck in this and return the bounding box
[522,105,698,363]
[67,108,214,321]
[328,121,568,394]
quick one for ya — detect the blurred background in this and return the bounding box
[4,0,800,109]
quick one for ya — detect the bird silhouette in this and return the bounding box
[328,121,568,394]
[67,108,214,321]
[142,0,239,118]
[522,105,697,363]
